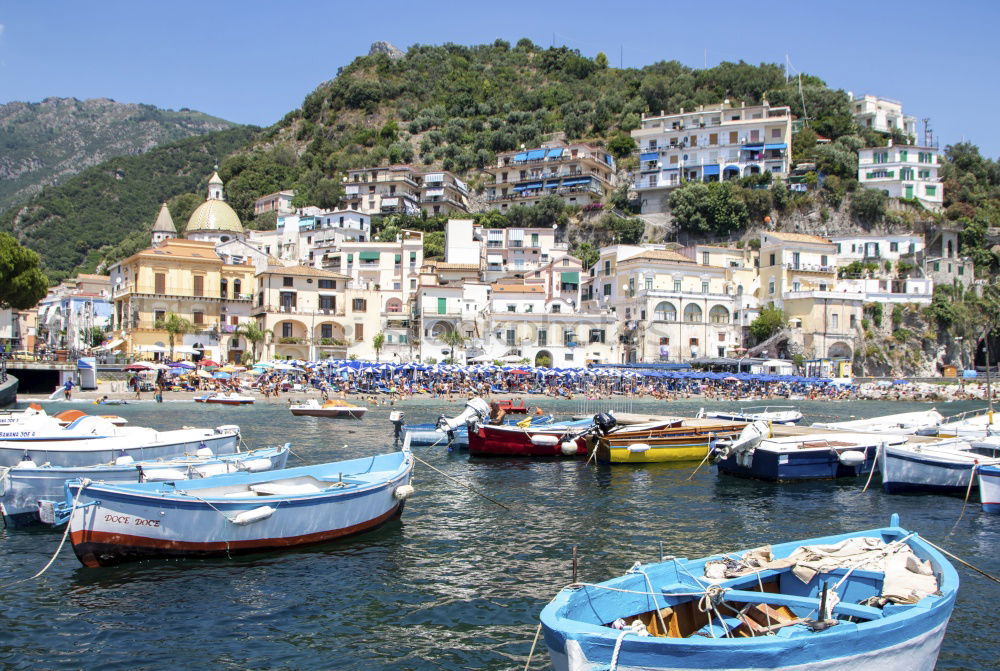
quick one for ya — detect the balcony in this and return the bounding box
[250,305,346,317]
[785,263,836,274]
[485,184,604,203]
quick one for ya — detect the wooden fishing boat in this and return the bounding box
[0,420,241,468]
[194,392,255,405]
[540,514,958,671]
[699,405,803,425]
[714,431,908,482]
[594,419,744,464]
[811,409,943,435]
[468,413,617,457]
[404,415,556,448]
[65,447,414,567]
[1,445,290,527]
[289,399,367,419]
[880,438,1000,495]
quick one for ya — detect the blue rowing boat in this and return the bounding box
[540,514,957,670]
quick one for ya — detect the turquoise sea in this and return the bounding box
[0,397,997,670]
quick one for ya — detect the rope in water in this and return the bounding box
[522,623,542,671]
[409,453,512,511]
[950,464,979,532]
[861,442,883,493]
[0,478,90,588]
[923,537,1000,584]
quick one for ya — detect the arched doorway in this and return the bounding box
[534,350,553,367]
[828,341,853,359]
[723,166,740,181]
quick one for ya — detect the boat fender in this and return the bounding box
[195,445,213,458]
[560,441,578,456]
[230,505,276,525]
[114,454,135,466]
[530,434,560,447]
[215,425,241,435]
[394,484,415,501]
[627,443,651,453]
[239,458,273,473]
[838,450,866,467]
[14,459,37,469]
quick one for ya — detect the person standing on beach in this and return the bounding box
[63,378,74,401]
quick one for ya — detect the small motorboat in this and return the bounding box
[540,514,957,671]
[496,399,528,414]
[55,409,128,426]
[468,413,618,457]
[593,419,745,464]
[977,464,1000,513]
[194,392,255,405]
[2,445,291,527]
[812,409,943,435]
[289,399,367,419]
[714,431,908,481]
[698,405,803,425]
[65,446,414,567]
[879,437,1000,495]
[402,397,554,448]
[936,409,999,439]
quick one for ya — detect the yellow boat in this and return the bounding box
[595,421,744,464]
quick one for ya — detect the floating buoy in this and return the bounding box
[231,505,275,525]
[238,458,273,473]
[628,443,651,453]
[838,450,866,467]
[560,441,578,456]
[195,446,213,458]
[394,484,415,500]
[530,434,560,447]
[142,468,189,482]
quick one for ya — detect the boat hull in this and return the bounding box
[880,446,981,495]
[0,428,240,468]
[468,425,588,457]
[716,443,878,481]
[405,426,467,448]
[0,447,289,527]
[597,437,712,463]
[0,374,18,408]
[977,465,1000,512]
[67,452,412,567]
[290,408,366,419]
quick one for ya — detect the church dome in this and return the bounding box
[185,199,244,234]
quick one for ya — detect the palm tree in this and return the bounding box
[372,331,385,362]
[237,322,271,363]
[438,329,467,365]
[155,312,193,361]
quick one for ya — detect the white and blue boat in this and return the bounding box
[540,514,958,671]
[714,432,907,481]
[699,405,803,425]
[879,438,1000,495]
[1,444,290,527]
[977,464,1000,513]
[64,446,413,567]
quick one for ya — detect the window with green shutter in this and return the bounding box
[437,297,446,314]
[925,185,936,196]
[899,150,908,162]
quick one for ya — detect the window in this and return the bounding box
[319,295,336,311]
[708,133,718,145]
[604,260,611,276]
[193,275,204,297]
[750,130,760,142]
[654,302,677,321]
[219,279,228,298]
[702,252,710,265]
[233,279,241,298]
[769,253,775,266]
[768,279,775,294]
[729,131,738,143]
[771,128,781,138]
[831,314,839,330]
[925,185,937,196]
[437,297,447,314]
[958,266,965,276]
[279,291,296,310]
[282,322,293,338]
[933,261,940,272]
[603,284,611,297]
[645,277,653,291]
[673,279,681,292]
[154,273,166,294]
[683,304,703,322]
[318,279,335,289]
[282,276,294,287]
[793,281,801,292]
[507,304,516,312]
[563,328,576,346]
[589,329,605,344]
[352,298,367,312]
[153,310,165,325]
[850,314,857,329]
[564,352,574,361]
[538,330,547,346]
[551,304,561,313]
[355,324,363,342]
[321,324,333,339]
[505,329,516,346]
[701,281,709,294]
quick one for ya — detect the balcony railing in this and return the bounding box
[250,305,346,317]
[486,184,604,202]
[785,263,836,273]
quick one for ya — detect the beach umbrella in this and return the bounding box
[169,361,196,370]
[123,363,150,371]
[196,369,214,379]
[198,359,220,368]
[213,371,232,380]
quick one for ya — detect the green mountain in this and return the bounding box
[0,97,237,213]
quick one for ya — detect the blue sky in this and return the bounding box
[1,1,997,157]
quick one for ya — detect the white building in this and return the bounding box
[838,277,934,305]
[830,234,925,265]
[417,282,489,363]
[850,94,917,138]
[343,165,470,216]
[858,144,943,209]
[631,101,793,213]
[253,190,295,216]
[248,209,371,264]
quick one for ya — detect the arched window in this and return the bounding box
[233,279,241,298]
[653,301,676,321]
[683,304,703,322]
[219,278,228,299]
[709,305,730,324]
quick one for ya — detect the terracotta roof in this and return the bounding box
[622,249,694,263]
[132,239,221,262]
[492,283,544,293]
[766,231,832,244]
[261,264,350,280]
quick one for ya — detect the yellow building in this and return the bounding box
[112,238,257,361]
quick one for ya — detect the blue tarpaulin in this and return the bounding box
[640,152,659,162]
[702,164,720,176]
[513,152,528,162]
[525,149,546,160]
[547,148,564,158]
[764,143,787,150]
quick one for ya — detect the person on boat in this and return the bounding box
[489,401,506,425]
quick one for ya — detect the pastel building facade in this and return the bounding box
[858,144,942,209]
[631,101,793,213]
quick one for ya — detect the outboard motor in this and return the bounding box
[389,410,405,445]
[592,412,617,436]
[437,397,492,432]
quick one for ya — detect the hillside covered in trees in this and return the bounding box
[4,40,999,283]
[0,97,237,214]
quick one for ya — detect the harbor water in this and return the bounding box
[1,397,998,670]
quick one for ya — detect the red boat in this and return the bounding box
[496,399,528,414]
[468,423,591,457]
